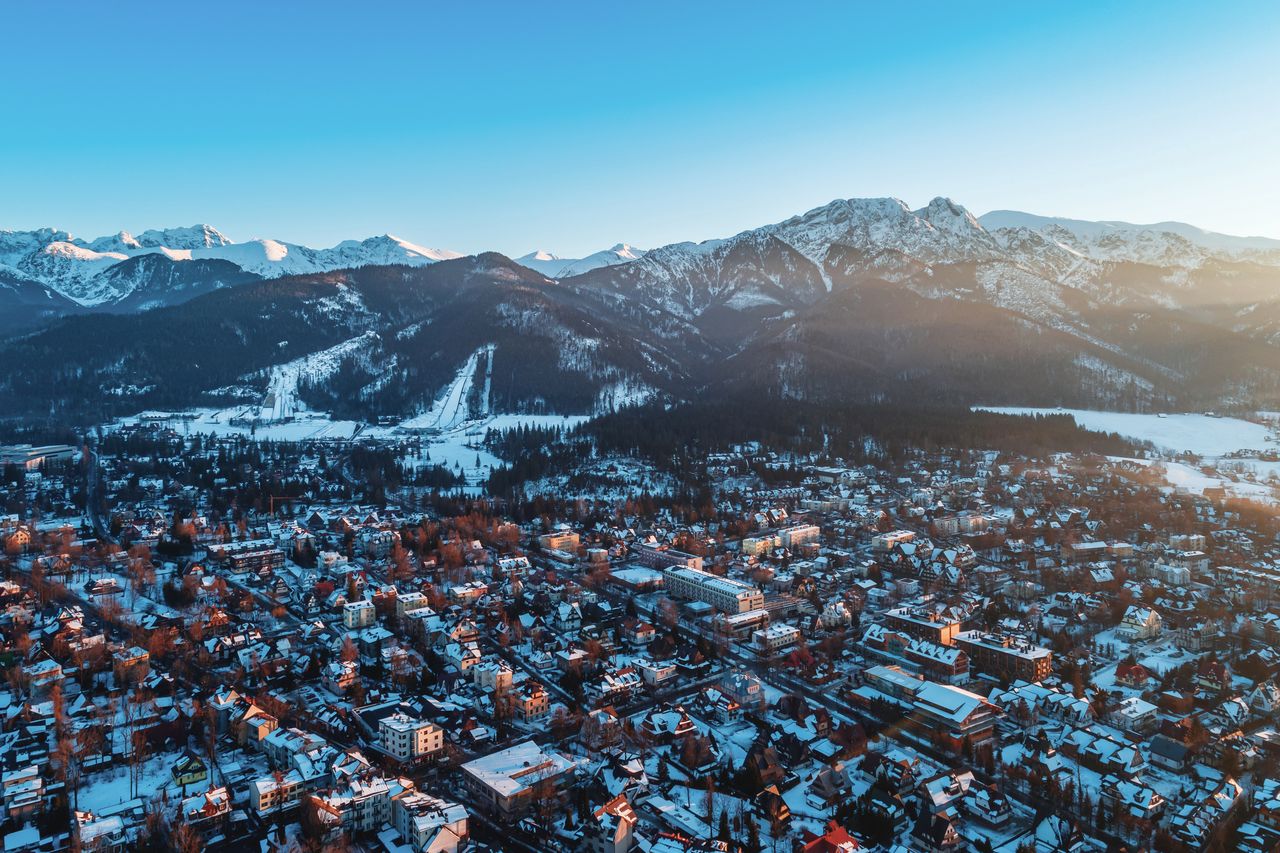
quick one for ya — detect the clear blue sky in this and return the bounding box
[3,1,1278,255]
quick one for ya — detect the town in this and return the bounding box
[0,418,1278,853]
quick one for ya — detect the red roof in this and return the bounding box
[802,820,860,853]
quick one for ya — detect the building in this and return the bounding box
[884,607,962,646]
[251,768,307,815]
[912,683,1001,755]
[538,530,580,552]
[780,524,821,550]
[0,444,76,470]
[460,742,577,821]
[310,774,407,834]
[380,713,444,763]
[873,530,916,552]
[953,631,1051,683]
[742,535,779,557]
[209,538,285,574]
[514,681,550,722]
[391,790,469,853]
[753,624,801,655]
[397,592,431,621]
[583,794,638,853]
[344,600,377,629]
[1117,606,1162,641]
[663,565,763,614]
[635,542,703,571]
[712,608,770,639]
[1,767,44,822]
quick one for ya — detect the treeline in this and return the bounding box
[581,399,1139,463]
[480,398,1139,495]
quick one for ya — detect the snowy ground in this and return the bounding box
[1106,457,1280,505]
[401,412,589,491]
[107,343,630,491]
[78,753,179,813]
[978,406,1280,504]
[976,407,1275,458]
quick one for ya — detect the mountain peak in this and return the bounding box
[916,197,986,236]
[519,249,561,262]
[135,224,233,250]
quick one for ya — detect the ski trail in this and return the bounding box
[480,343,495,417]
[402,344,493,430]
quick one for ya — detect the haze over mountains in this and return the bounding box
[4,196,1280,423]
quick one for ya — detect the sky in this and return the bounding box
[2,1,1278,256]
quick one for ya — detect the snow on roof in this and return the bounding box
[913,683,993,723]
[460,741,574,798]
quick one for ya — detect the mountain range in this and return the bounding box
[3,196,1280,423]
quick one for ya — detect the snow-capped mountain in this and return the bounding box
[563,196,1280,408]
[5,195,1280,419]
[571,195,1280,319]
[0,225,461,308]
[980,210,1280,267]
[515,243,645,278]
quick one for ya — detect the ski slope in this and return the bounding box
[257,332,378,422]
[401,344,494,431]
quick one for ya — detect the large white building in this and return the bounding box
[780,524,820,550]
[753,623,801,654]
[663,566,764,614]
[379,713,444,763]
[461,741,577,820]
[344,599,377,629]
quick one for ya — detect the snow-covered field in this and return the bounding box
[977,406,1275,458]
[404,412,588,491]
[1107,456,1280,505]
[111,408,587,492]
[977,406,1280,505]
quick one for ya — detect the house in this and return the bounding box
[75,812,126,853]
[1033,815,1084,852]
[911,807,964,853]
[172,752,209,788]
[965,783,1011,826]
[622,620,656,648]
[1149,733,1192,772]
[800,820,860,853]
[1117,606,1162,641]
[513,681,550,722]
[552,601,582,633]
[581,794,637,853]
[1108,696,1159,733]
[1169,777,1244,848]
[390,790,469,853]
[179,786,232,830]
[1196,658,1231,694]
[640,705,696,743]
[581,708,623,751]
[1114,662,1153,688]
[1100,774,1165,821]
